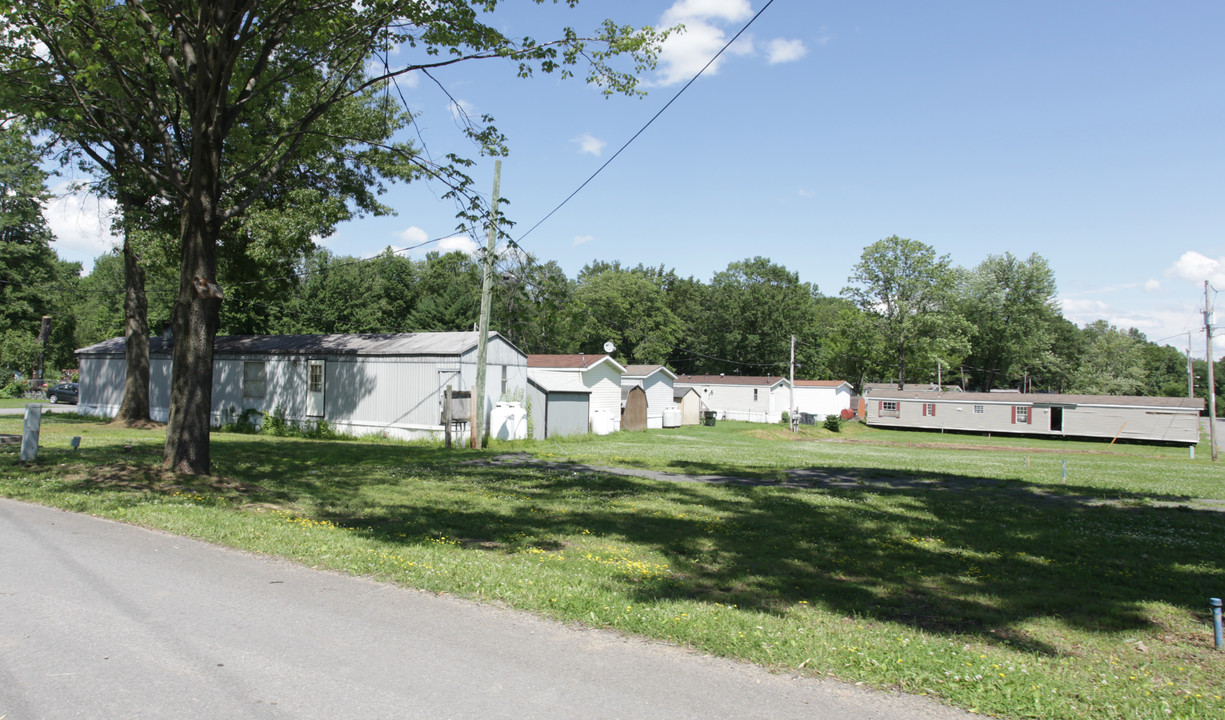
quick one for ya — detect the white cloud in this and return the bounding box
[1168,251,1225,287]
[397,225,429,244]
[654,1,810,86]
[42,183,117,270]
[656,19,732,86]
[662,0,752,25]
[765,38,807,64]
[1144,278,1161,292]
[572,235,594,247]
[574,133,606,156]
[1059,297,1111,321]
[438,235,479,256]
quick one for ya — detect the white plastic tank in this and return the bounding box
[491,402,528,440]
[591,409,616,435]
[647,410,664,429]
[662,408,682,428]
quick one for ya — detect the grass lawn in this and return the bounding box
[0,398,46,409]
[2,415,1223,719]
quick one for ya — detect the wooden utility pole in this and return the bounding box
[472,160,502,450]
[789,335,797,432]
[444,385,453,449]
[1205,281,1217,462]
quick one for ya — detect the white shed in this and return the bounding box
[527,354,626,434]
[76,332,527,441]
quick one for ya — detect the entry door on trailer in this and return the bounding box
[307,359,325,417]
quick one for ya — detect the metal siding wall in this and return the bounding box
[1063,407,1199,444]
[527,382,547,439]
[547,393,590,437]
[150,358,173,416]
[212,360,244,411]
[79,356,127,409]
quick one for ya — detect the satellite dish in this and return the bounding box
[603,341,616,353]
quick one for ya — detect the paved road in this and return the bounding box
[0,499,974,720]
[0,404,70,416]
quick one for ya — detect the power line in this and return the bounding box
[512,0,779,245]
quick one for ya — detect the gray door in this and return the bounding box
[546,393,590,438]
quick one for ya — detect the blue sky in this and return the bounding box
[45,1,1225,357]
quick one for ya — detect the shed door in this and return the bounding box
[306,359,325,417]
[547,393,589,438]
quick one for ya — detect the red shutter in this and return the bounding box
[877,401,882,414]
[1011,406,1017,424]
[931,403,936,417]
[1027,406,1033,425]
[922,403,927,417]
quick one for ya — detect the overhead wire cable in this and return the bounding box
[511,0,779,246]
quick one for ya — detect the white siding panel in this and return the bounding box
[583,363,623,417]
[641,374,674,410]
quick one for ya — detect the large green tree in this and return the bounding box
[1069,321,1147,395]
[695,257,819,376]
[572,263,682,365]
[0,0,661,473]
[0,121,65,379]
[956,252,1060,391]
[843,236,969,389]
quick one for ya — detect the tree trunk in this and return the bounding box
[114,208,150,424]
[163,132,223,475]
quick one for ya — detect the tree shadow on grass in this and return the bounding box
[17,434,1225,659]
[292,452,1225,658]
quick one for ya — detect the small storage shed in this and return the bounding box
[621,365,678,428]
[527,354,626,435]
[673,374,790,423]
[526,375,591,439]
[793,380,854,419]
[76,332,527,441]
[864,390,1204,445]
[621,385,648,431]
[673,387,703,425]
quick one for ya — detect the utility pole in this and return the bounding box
[1187,333,1195,400]
[472,160,502,450]
[1205,281,1217,461]
[789,334,797,432]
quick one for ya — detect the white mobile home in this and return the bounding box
[865,390,1204,445]
[673,375,790,423]
[76,332,527,441]
[793,380,854,419]
[527,354,626,434]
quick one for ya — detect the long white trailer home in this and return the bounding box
[865,390,1204,445]
[76,332,527,441]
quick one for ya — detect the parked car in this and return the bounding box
[46,382,79,404]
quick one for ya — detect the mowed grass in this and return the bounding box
[2,415,1224,719]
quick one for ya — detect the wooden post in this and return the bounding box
[20,404,42,462]
[444,385,452,449]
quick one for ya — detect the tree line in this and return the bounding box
[7,222,1220,408]
[0,1,1210,475]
